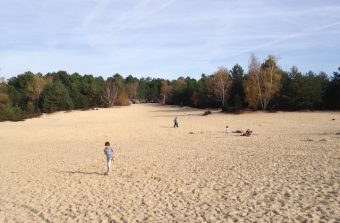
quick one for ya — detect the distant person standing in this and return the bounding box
[174,116,179,128]
[224,125,229,136]
[104,142,114,175]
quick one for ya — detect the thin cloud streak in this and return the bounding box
[0,0,339,78]
[224,21,340,59]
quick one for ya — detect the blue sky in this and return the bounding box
[1,0,340,79]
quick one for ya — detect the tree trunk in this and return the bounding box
[163,94,166,105]
[256,72,264,109]
[220,76,225,106]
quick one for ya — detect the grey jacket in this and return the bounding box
[104,146,114,159]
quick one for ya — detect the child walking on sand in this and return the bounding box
[174,116,179,128]
[224,125,229,136]
[104,142,114,175]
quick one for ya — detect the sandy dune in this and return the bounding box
[0,104,339,222]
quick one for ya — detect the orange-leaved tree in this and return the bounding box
[0,82,9,104]
[116,92,129,106]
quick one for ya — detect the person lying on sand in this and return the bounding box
[104,141,114,175]
[241,129,253,136]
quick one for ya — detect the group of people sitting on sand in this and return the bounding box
[225,125,253,136]
[242,129,253,136]
[174,117,252,136]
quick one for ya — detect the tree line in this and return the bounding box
[0,55,339,121]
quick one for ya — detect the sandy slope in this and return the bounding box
[0,104,339,222]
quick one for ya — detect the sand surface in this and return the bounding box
[0,104,339,222]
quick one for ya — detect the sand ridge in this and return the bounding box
[0,104,339,222]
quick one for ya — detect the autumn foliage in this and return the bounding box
[212,67,232,108]
[116,92,129,106]
[0,54,339,121]
[244,55,281,110]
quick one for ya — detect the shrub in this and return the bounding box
[221,103,229,112]
[203,110,212,116]
[116,92,129,106]
[25,101,35,114]
[0,93,9,104]
[0,104,22,121]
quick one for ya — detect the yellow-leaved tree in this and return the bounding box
[127,82,139,100]
[244,54,281,110]
[212,67,232,108]
[32,73,46,107]
[0,82,9,104]
[160,80,171,105]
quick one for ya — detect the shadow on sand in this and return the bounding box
[159,125,177,128]
[150,108,202,113]
[151,113,201,118]
[57,171,105,176]
[146,103,205,113]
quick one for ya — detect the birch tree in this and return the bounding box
[31,74,46,107]
[127,82,139,100]
[103,82,119,107]
[261,55,281,109]
[160,80,171,104]
[244,54,281,109]
[212,67,232,108]
[103,74,124,107]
